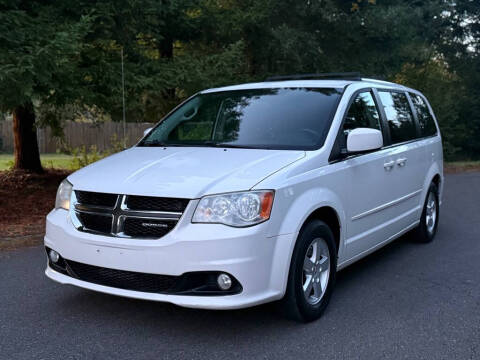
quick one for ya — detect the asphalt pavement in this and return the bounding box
[0,172,479,359]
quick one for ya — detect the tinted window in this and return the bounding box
[410,94,437,137]
[340,91,381,147]
[140,88,343,150]
[378,91,417,144]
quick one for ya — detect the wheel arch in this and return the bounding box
[301,206,341,256]
[269,187,347,296]
[422,162,443,207]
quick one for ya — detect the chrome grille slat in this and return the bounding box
[72,191,189,239]
[74,204,115,214]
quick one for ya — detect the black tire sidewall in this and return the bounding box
[287,219,337,322]
[418,183,440,242]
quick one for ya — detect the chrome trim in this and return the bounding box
[71,191,186,238]
[74,208,114,217]
[74,204,114,214]
[351,189,422,221]
[73,211,114,233]
[119,214,181,221]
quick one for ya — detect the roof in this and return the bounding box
[201,78,410,94]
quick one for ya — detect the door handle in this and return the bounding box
[384,160,395,171]
[396,158,407,167]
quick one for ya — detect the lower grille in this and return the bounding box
[66,260,177,293]
[46,247,243,296]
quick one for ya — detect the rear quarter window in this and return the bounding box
[410,93,437,137]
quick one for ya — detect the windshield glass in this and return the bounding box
[139,87,343,150]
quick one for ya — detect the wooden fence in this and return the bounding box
[0,120,152,153]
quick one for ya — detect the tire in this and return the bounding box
[281,219,337,322]
[412,182,439,243]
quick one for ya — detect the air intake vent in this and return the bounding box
[66,260,177,293]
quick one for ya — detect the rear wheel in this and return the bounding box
[281,220,337,322]
[412,182,439,243]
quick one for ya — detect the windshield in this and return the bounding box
[139,87,343,150]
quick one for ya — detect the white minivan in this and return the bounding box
[45,74,443,321]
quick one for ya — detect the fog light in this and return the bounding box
[49,250,60,263]
[217,273,232,290]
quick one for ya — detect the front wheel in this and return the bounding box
[281,220,337,322]
[412,182,440,243]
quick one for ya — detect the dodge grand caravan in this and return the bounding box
[45,74,443,321]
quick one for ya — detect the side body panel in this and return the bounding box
[257,82,444,274]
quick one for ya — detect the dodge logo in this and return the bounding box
[141,222,168,228]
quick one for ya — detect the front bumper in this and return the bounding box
[44,207,296,309]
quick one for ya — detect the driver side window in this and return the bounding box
[340,91,382,148]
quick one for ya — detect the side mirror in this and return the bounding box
[143,127,153,137]
[346,128,383,153]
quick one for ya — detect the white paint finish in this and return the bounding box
[68,147,305,198]
[45,267,282,310]
[45,79,444,309]
[346,128,383,152]
[337,220,420,270]
[351,189,423,221]
[45,209,294,309]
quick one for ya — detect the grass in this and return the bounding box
[0,154,74,171]
[0,153,479,172]
[444,160,480,173]
[445,160,480,166]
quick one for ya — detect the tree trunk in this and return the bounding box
[12,102,43,173]
[159,36,173,59]
[159,37,175,100]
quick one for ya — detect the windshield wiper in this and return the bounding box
[140,140,266,149]
[214,143,271,149]
[140,140,187,147]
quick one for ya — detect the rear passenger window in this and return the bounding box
[378,91,417,144]
[340,91,381,146]
[410,94,437,137]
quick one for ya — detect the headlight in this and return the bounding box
[55,179,73,210]
[192,190,274,227]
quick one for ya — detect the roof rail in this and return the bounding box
[360,77,398,86]
[264,72,362,82]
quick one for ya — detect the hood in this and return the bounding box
[68,147,305,198]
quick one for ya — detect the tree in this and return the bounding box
[0,0,91,172]
[1,0,478,169]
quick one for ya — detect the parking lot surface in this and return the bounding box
[0,173,479,359]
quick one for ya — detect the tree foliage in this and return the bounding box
[0,0,479,170]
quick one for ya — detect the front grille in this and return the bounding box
[126,195,189,212]
[73,191,189,239]
[66,260,177,293]
[76,212,112,234]
[75,191,117,208]
[123,218,177,238]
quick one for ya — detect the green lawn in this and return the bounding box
[1,153,479,172]
[0,154,74,170]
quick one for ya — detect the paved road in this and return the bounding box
[1,173,479,360]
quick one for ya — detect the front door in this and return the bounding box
[330,89,400,259]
